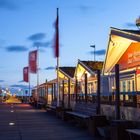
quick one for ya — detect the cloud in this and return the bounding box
[89,49,106,56]
[28,33,46,41]
[0,80,4,82]
[32,41,51,48]
[18,80,24,83]
[79,4,92,11]
[6,45,28,52]
[124,22,137,28]
[44,66,55,70]
[10,84,29,89]
[0,0,18,11]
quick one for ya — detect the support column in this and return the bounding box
[75,78,78,102]
[97,70,101,114]
[68,78,71,108]
[115,64,120,120]
[85,73,88,102]
[51,84,54,101]
[62,80,65,107]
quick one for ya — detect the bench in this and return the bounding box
[65,102,97,126]
[37,101,46,109]
[46,101,63,117]
[46,101,57,112]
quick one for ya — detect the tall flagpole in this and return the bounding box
[28,68,31,103]
[57,56,60,106]
[56,8,60,107]
[37,45,39,108]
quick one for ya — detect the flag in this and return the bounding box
[23,67,29,82]
[29,50,37,73]
[53,8,59,58]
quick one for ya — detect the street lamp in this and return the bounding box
[90,45,96,61]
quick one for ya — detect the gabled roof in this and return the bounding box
[79,60,103,72]
[59,67,76,79]
[111,27,140,41]
[103,27,140,75]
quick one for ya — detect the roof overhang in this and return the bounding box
[103,27,140,75]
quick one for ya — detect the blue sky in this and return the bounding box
[0,0,139,91]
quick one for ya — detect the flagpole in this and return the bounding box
[56,8,60,107]
[37,45,39,108]
[57,56,60,106]
[28,68,31,103]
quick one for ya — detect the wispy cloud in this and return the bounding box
[44,66,55,70]
[6,45,28,52]
[18,80,24,83]
[79,4,92,11]
[89,49,106,56]
[33,41,51,48]
[10,84,29,89]
[0,0,18,11]
[124,22,137,28]
[0,80,4,82]
[28,33,46,41]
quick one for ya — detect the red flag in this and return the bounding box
[53,8,59,58]
[23,67,29,82]
[29,50,37,73]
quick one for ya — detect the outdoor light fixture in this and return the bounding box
[9,122,15,126]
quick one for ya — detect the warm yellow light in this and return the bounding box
[9,122,15,126]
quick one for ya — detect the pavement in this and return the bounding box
[0,101,103,140]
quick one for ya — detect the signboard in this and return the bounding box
[117,42,140,70]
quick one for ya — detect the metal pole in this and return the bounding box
[28,68,31,103]
[57,57,60,106]
[37,45,39,108]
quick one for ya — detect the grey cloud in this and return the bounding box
[28,33,46,41]
[33,41,51,48]
[125,22,137,28]
[44,66,55,70]
[18,80,24,83]
[0,80,4,82]
[79,4,92,11]
[6,45,28,52]
[10,84,29,89]
[89,49,106,56]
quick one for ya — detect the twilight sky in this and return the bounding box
[0,0,139,90]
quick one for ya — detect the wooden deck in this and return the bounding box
[0,103,102,140]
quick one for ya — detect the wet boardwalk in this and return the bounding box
[0,103,102,140]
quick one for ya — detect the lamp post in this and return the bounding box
[90,45,96,61]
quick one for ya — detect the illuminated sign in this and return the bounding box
[116,42,140,70]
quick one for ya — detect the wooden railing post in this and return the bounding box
[85,73,88,102]
[51,84,54,102]
[97,70,101,114]
[115,64,120,120]
[75,78,78,102]
[62,80,65,107]
[68,78,71,108]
